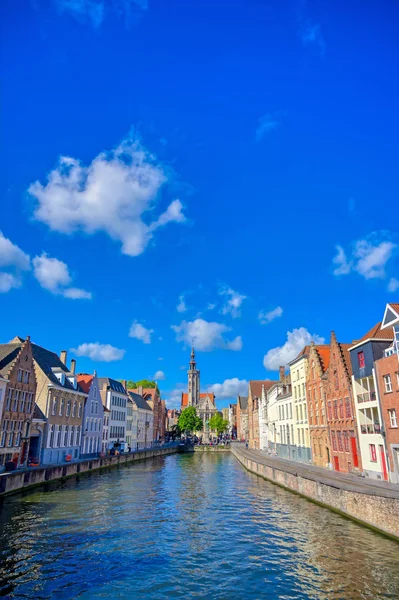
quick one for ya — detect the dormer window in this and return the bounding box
[55,372,65,386]
[67,376,77,389]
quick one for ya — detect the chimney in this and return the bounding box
[122,379,128,391]
[70,359,76,374]
[138,385,143,396]
[60,350,67,365]
[279,366,285,382]
[26,335,31,342]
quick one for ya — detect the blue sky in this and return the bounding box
[1,0,398,409]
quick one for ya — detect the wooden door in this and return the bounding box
[333,456,340,471]
[350,436,359,468]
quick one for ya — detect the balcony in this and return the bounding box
[357,391,376,403]
[360,423,381,434]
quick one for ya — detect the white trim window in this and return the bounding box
[52,397,57,416]
[78,402,82,418]
[5,388,12,411]
[59,398,64,416]
[66,399,71,417]
[0,421,7,448]
[389,409,398,428]
[384,375,392,393]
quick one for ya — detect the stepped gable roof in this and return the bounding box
[238,396,248,410]
[0,338,85,392]
[77,374,94,394]
[128,391,152,411]
[98,377,127,395]
[338,342,353,378]
[249,380,276,398]
[181,392,215,408]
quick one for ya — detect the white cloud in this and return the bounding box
[71,342,125,361]
[129,320,153,344]
[54,0,147,28]
[220,286,246,318]
[153,370,165,381]
[207,378,248,400]
[388,277,399,292]
[0,232,31,271]
[332,245,352,276]
[172,318,243,352]
[207,302,216,311]
[259,306,283,325]
[300,21,325,54]
[167,384,185,410]
[256,113,281,141]
[263,327,325,371]
[29,136,186,257]
[32,253,92,299]
[0,231,31,292]
[354,240,397,280]
[177,294,187,313]
[333,235,397,281]
[0,273,22,293]
[63,287,92,299]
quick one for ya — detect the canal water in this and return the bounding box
[1,453,399,599]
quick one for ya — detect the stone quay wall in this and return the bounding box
[193,446,230,452]
[231,444,399,541]
[0,446,179,498]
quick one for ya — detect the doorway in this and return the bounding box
[333,456,340,471]
[379,445,388,481]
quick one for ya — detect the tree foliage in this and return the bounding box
[178,407,203,433]
[209,414,229,435]
[121,380,158,391]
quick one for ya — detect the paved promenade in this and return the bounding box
[233,444,399,499]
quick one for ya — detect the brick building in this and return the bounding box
[374,303,399,483]
[236,395,248,441]
[131,386,164,444]
[306,343,331,468]
[0,336,37,471]
[326,332,361,473]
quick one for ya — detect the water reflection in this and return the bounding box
[0,453,398,599]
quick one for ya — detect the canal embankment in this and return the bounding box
[193,445,230,452]
[0,445,179,498]
[231,443,399,540]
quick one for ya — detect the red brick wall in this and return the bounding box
[375,354,399,472]
[326,333,362,473]
[0,338,37,467]
[306,345,330,468]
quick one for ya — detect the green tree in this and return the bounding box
[135,379,157,388]
[122,380,136,389]
[178,407,203,434]
[209,414,229,435]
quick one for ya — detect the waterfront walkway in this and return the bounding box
[233,444,399,499]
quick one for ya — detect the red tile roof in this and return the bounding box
[389,303,399,313]
[315,345,330,372]
[358,322,395,342]
[181,392,215,408]
[77,374,94,394]
[249,380,276,398]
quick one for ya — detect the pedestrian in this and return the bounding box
[245,440,248,449]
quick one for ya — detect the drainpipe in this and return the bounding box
[373,365,390,482]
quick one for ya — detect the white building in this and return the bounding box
[102,407,110,454]
[288,349,312,462]
[78,373,104,458]
[99,378,129,452]
[128,391,153,450]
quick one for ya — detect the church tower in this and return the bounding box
[187,346,200,406]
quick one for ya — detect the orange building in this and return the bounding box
[306,343,331,467]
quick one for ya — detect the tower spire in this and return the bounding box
[187,345,200,406]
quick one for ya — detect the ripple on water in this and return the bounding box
[1,453,399,599]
